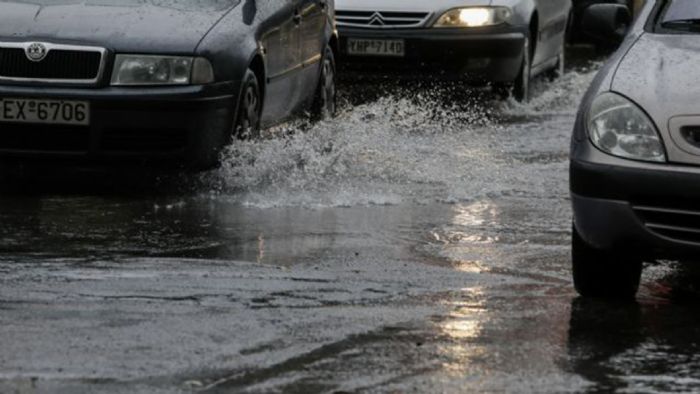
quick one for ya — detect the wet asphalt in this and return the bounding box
[2,49,700,393]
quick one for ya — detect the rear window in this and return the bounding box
[656,0,700,33]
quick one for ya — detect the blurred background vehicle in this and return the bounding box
[335,0,572,102]
[569,0,636,50]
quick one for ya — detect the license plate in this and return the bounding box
[347,38,405,57]
[0,98,90,126]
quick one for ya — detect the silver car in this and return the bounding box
[571,0,700,298]
[335,0,572,101]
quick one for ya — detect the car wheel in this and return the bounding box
[311,45,337,121]
[513,36,531,103]
[572,225,643,299]
[234,69,262,140]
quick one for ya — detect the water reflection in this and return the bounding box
[449,201,500,244]
[567,291,700,393]
[434,289,487,376]
[567,298,644,392]
[0,169,458,266]
[425,201,501,272]
[454,201,495,227]
[440,289,485,339]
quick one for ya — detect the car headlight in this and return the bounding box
[111,55,214,86]
[588,92,666,162]
[434,7,511,28]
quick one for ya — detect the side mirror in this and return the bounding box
[581,4,632,45]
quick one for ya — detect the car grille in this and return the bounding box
[0,43,104,84]
[633,204,700,244]
[336,10,430,28]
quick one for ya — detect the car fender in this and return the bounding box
[492,0,537,28]
[195,4,264,85]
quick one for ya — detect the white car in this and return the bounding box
[336,0,572,101]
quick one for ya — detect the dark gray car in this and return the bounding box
[0,0,337,168]
[570,0,700,298]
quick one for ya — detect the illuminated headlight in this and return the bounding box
[434,7,511,28]
[588,92,666,162]
[111,55,214,86]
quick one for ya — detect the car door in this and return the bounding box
[296,0,328,106]
[532,0,570,69]
[260,0,303,125]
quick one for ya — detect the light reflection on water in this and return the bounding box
[437,289,487,375]
[427,201,504,272]
[449,201,501,244]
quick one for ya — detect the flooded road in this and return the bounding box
[2,54,700,393]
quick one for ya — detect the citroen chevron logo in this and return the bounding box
[368,12,385,26]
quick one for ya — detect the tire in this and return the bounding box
[513,36,532,103]
[572,225,643,299]
[310,45,337,121]
[233,69,262,140]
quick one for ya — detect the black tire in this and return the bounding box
[310,45,337,121]
[234,69,262,140]
[572,225,643,299]
[513,36,532,103]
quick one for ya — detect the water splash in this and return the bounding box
[208,66,600,208]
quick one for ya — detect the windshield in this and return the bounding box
[657,0,700,33]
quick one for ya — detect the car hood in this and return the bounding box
[612,33,700,164]
[0,0,241,53]
[613,33,700,118]
[335,0,491,13]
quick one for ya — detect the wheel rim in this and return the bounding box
[237,84,260,139]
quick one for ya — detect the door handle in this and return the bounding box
[293,9,302,25]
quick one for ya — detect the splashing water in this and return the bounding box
[209,66,600,209]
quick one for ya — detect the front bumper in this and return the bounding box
[337,26,526,82]
[0,81,238,167]
[571,147,700,258]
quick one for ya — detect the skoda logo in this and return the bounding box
[25,42,48,62]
